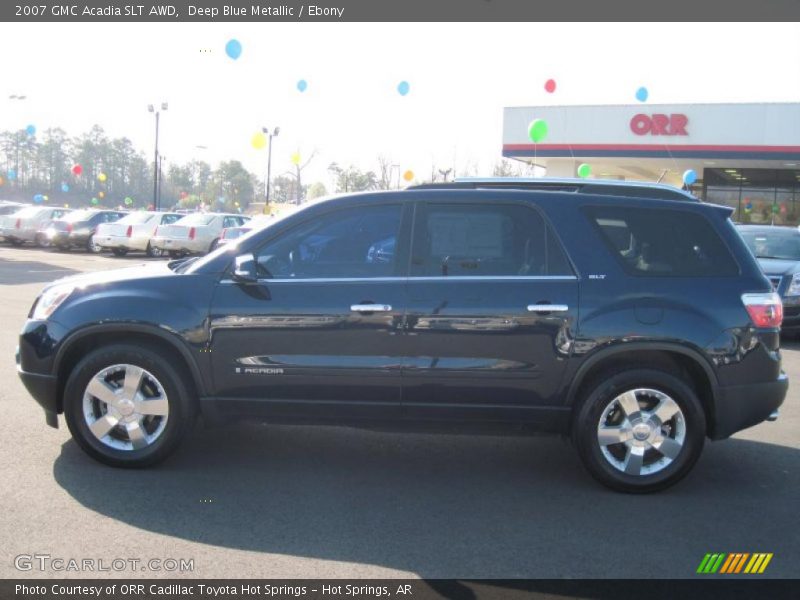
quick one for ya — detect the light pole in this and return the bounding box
[148,102,168,210]
[261,126,279,213]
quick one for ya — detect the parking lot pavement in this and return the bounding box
[0,245,798,579]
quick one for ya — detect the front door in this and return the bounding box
[209,201,411,420]
[402,199,579,423]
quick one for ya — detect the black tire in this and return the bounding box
[111,248,128,257]
[56,244,70,252]
[209,239,219,253]
[64,344,196,468]
[146,242,162,258]
[573,368,706,493]
[168,250,183,259]
[86,236,101,253]
[9,239,24,247]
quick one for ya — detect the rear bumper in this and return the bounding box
[712,373,788,439]
[151,236,206,253]
[97,235,148,251]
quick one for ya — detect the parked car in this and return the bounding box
[0,200,26,216]
[96,211,183,257]
[150,212,250,257]
[0,206,72,245]
[216,214,276,247]
[737,224,800,334]
[49,209,128,252]
[17,187,787,493]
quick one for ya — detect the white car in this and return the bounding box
[151,212,250,256]
[0,206,72,245]
[96,211,183,257]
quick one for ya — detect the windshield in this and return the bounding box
[117,212,156,225]
[175,213,215,226]
[739,229,800,260]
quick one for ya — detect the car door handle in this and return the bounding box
[527,304,569,312]
[351,304,392,313]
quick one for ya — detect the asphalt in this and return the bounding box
[0,246,798,579]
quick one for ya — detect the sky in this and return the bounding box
[1,22,800,189]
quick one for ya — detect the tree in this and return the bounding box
[328,163,379,193]
[306,182,328,200]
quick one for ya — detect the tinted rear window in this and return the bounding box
[585,206,738,277]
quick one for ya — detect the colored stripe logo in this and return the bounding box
[696,553,773,574]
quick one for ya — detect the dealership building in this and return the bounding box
[502,102,800,225]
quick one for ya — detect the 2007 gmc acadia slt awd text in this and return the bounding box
[16,183,788,492]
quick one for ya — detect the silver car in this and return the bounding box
[96,211,183,257]
[151,212,250,256]
[0,205,72,245]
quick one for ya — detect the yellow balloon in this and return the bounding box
[291,152,301,166]
[98,191,105,198]
[251,132,267,150]
[97,173,107,182]
[64,203,69,208]
[403,170,414,182]
[0,176,4,186]
[234,201,240,207]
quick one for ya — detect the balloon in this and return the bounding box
[124,197,133,205]
[7,169,16,180]
[772,204,780,214]
[72,164,83,176]
[397,81,410,96]
[682,169,697,185]
[33,194,43,203]
[544,79,556,93]
[0,177,4,186]
[91,197,99,205]
[291,152,301,166]
[97,173,107,182]
[403,170,414,182]
[528,119,548,143]
[63,203,69,208]
[25,124,36,136]
[780,203,788,214]
[225,39,242,60]
[98,191,105,199]
[297,79,308,92]
[43,195,48,202]
[577,163,591,178]
[61,183,69,192]
[251,132,267,149]
[635,86,649,102]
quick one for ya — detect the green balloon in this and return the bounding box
[528,119,548,143]
[577,163,592,178]
[91,197,98,205]
[772,204,779,214]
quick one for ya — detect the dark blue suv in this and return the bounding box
[16,186,788,492]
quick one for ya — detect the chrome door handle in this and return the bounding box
[527,304,569,312]
[351,304,392,312]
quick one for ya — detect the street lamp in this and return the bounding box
[148,102,168,210]
[262,126,280,213]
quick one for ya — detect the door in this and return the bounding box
[402,199,579,422]
[208,201,411,420]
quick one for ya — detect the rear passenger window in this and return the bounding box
[585,206,738,277]
[411,203,573,277]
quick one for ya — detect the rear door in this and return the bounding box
[402,198,579,422]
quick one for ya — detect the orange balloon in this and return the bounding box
[403,170,414,182]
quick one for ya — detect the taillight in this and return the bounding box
[154,226,161,236]
[15,218,21,229]
[66,223,73,233]
[189,227,196,240]
[742,292,783,328]
[126,225,133,237]
[220,228,228,239]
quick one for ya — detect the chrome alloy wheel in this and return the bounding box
[82,364,169,451]
[597,388,686,476]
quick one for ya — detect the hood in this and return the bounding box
[756,257,800,276]
[46,261,177,291]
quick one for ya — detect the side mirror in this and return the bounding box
[232,254,258,283]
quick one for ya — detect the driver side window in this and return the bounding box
[253,204,403,279]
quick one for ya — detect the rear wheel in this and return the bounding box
[56,243,70,252]
[146,242,162,258]
[168,250,183,259]
[209,239,219,253]
[9,239,24,247]
[86,235,102,253]
[573,369,705,493]
[64,344,196,468]
[111,248,128,257]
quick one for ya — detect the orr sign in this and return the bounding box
[630,113,689,136]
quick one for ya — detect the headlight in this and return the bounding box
[787,273,800,297]
[32,285,75,320]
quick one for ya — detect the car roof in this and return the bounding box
[736,224,799,233]
[409,177,698,202]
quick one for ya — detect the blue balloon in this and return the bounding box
[397,81,410,96]
[297,79,308,92]
[635,87,648,102]
[225,39,242,60]
[7,169,16,180]
[61,183,70,193]
[682,169,697,185]
[33,194,43,203]
[25,124,36,136]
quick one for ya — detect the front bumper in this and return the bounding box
[712,373,788,439]
[16,346,59,428]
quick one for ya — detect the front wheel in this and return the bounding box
[146,242,162,258]
[573,369,705,493]
[64,344,196,468]
[111,248,128,257]
[86,236,102,253]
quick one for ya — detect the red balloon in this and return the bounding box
[544,79,556,93]
[72,164,83,176]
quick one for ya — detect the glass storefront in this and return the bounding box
[703,168,800,226]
